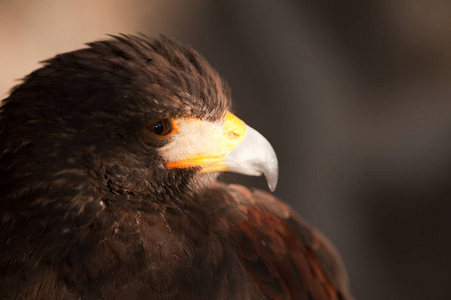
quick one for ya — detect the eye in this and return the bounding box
[151,119,175,136]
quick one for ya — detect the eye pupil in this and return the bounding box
[151,119,174,136]
[153,121,165,135]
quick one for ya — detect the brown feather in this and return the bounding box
[226,185,353,300]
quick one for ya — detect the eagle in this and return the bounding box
[0,35,353,300]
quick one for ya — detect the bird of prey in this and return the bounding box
[0,35,353,300]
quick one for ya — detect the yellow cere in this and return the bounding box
[223,112,246,148]
[161,112,247,171]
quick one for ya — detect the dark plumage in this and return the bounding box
[0,35,353,299]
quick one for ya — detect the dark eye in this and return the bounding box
[151,119,174,136]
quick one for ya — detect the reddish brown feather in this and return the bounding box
[226,185,353,300]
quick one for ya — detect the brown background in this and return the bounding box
[2,1,451,299]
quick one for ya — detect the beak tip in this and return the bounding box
[265,161,278,192]
[268,181,277,192]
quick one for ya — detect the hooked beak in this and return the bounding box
[159,112,278,191]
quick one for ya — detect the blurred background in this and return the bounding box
[1,1,451,299]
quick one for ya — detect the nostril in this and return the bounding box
[228,132,239,139]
